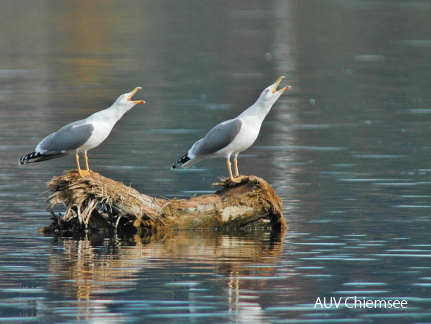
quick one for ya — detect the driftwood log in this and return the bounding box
[42,170,286,236]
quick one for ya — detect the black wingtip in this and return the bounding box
[19,152,38,165]
[172,153,190,169]
[19,151,68,165]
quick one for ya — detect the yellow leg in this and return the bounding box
[75,152,90,177]
[75,153,83,176]
[227,158,234,181]
[84,151,90,171]
[233,155,239,177]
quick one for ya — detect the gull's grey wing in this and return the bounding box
[191,118,243,156]
[36,121,95,153]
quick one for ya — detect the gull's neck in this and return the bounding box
[88,103,131,125]
[238,98,273,121]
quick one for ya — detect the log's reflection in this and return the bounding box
[48,230,286,303]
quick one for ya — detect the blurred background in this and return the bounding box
[1,0,431,322]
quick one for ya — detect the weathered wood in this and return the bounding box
[42,170,286,236]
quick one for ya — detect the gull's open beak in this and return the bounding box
[272,76,291,94]
[128,87,145,104]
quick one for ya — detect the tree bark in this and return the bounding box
[42,170,286,236]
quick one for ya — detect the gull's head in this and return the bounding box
[115,87,145,110]
[258,76,290,105]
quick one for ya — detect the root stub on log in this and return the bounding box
[42,170,286,235]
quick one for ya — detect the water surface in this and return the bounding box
[1,0,431,322]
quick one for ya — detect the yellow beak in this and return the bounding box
[128,87,145,104]
[272,76,291,94]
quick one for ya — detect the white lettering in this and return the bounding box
[314,297,323,308]
[315,297,343,308]
[317,296,408,309]
[365,300,374,308]
[355,296,363,308]
[322,297,333,309]
[374,299,387,308]
[345,297,354,308]
[332,297,343,308]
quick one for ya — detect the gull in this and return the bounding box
[172,76,290,181]
[19,87,145,177]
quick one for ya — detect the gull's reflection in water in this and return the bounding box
[47,230,289,321]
